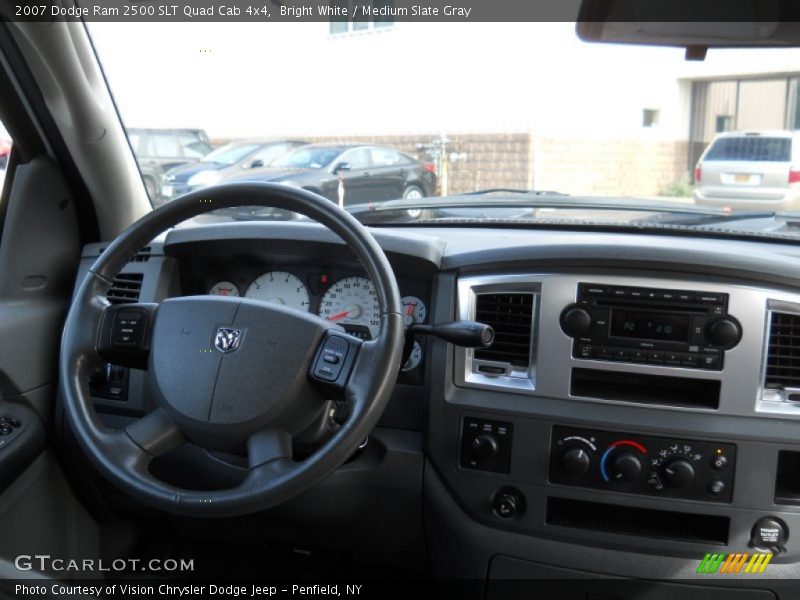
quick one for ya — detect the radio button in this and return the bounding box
[596,347,613,360]
[582,284,608,296]
[679,353,699,368]
[699,354,720,369]
[661,290,677,301]
[690,316,708,346]
[645,350,664,364]
[698,293,724,305]
[629,289,645,299]
[631,349,648,363]
[677,291,696,302]
[611,347,631,361]
[577,343,593,359]
[664,352,681,366]
[592,308,610,336]
[610,287,629,298]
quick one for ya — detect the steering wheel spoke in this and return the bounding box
[247,427,293,470]
[307,329,364,401]
[97,302,158,370]
[124,408,184,458]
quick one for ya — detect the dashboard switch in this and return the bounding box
[471,433,500,461]
[561,447,591,477]
[609,452,643,483]
[460,418,513,473]
[661,458,695,488]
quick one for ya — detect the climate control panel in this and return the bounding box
[549,426,735,503]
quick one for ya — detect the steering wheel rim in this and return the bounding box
[60,183,405,517]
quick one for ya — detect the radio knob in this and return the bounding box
[661,458,695,488]
[471,433,499,461]
[560,305,593,337]
[561,447,591,477]
[608,452,643,482]
[706,317,742,349]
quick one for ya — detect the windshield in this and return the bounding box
[203,143,260,165]
[86,21,800,239]
[272,147,341,170]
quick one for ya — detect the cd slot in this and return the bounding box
[571,368,720,409]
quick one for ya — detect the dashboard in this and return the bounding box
[71,221,800,587]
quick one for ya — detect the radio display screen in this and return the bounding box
[610,310,690,342]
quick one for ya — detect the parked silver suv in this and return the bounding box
[694,130,800,211]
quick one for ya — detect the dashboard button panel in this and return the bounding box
[549,426,736,503]
[460,417,513,473]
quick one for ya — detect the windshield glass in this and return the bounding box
[203,143,260,165]
[272,147,341,169]
[86,21,800,239]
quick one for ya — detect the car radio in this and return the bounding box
[560,283,742,371]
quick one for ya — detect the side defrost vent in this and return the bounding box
[473,293,534,367]
[766,311,800,389]
[107,273,144,304]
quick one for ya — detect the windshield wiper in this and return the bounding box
[465,188,569,196]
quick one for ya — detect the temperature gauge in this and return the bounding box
[209,281,240,297]
[401,295,427,327]
[401,341,423,372]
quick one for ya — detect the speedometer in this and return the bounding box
[245,271,310,312]
[318,276,380,340]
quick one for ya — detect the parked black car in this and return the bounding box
[126,128,213,203]
[224,143,437,214]
[160,139,307,201]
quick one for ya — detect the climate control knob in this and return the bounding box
[661,458,695,488]
[608,452,643,482]
[560,305,593,337]
[561,447,591,477]
[471,433,499,461]
[706,317,741,349]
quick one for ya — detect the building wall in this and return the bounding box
[215,133,689,197]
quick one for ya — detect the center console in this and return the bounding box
[430,271,800,567]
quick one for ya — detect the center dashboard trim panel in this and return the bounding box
[454,272,800,420]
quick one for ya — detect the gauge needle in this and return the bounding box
[406,304,414,316]
[327,310,350,322]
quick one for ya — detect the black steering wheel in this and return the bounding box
[59,183,405,517]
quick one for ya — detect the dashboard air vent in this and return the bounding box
[766,312,800,389]
[474,293,534,367]
[106,273,144,304]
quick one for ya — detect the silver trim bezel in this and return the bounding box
[454,272,800,419]
[455,274,541,393]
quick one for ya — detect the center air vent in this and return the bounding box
[474,293,534,368]
[765,311,800,389]
[107,273,144,304]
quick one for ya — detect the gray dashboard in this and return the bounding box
[74,220,800,586]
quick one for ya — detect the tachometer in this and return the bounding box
[209,281,240,297]
[318,276,380,340]
[245,271,310,312]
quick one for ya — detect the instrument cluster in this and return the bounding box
[202,268,429,374]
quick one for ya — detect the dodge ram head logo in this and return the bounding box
[214,328,242,353]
